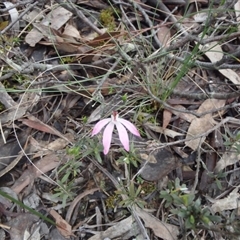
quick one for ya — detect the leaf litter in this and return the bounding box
[0,0,240,239]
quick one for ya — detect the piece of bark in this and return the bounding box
[139,148,181,181]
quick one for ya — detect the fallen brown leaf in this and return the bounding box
[199,41,240,87]
[25,6,72,47]
[20,115,73,144]
[11,154,62,194]
[49,209,74,239]
[135,206,179,240]
[162,109,172,129]
[185,99,226,150]
[211,188,240,213]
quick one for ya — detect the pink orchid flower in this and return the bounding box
[91,111,140,155]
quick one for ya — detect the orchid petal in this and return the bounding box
[115,122,130,151]
[118,118,140,137]
[102,122,114,154]
[91,118,111,136]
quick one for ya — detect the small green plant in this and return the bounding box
[117,180,146,208]
[160,178,221,230]
[13,73,29,84]
[77,136,103,163]
[121,93,128,103]
[105,193,121,209]
[53,157,82,207]
[206,171,228,190]
[54,137,104,207]
[160,178,187,208]
[223,130,240,153]
[117,150,141,168]
[12,36,22,45]
[81,116,88,124]
[53,179,76,208]
[61,56,74,64]
[99,7,117,31]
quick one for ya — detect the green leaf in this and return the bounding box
[135,185,142,197]
[201,216,210,225]
[176,210,188,218]
[185,217,195,229]
[52,192,63,198]
[62,194,68,208]
[122,93,128,102]
[208,215,222,223]
[61,172,71,184]
[174,178,181,188]
[95,151,103,164]
[129,181,135,197]
[189,215,195,225]
[195,198,201,208]
[215,178,223,190]
[181,194,190,206]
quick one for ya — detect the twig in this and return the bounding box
[65,188,99,223]
[172,89,240,100]
[153,117,240,151]
[0,0,34,13]
[55,0,102,35]
[191,144,201,193]
[0,120,6,144]
[147,0,188,37]
[166,31,240,52]
[147,80,240,118]
[0,82,17,108]
[144,46,240,70]
[0,56,115,81]
[127,0,162,48]
[139,1,240,70]
[91,57,121,99]
[167,53,240,70]
[0,2,38,35]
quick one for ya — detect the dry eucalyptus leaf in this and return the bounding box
[157,25,171,47]
[162,109,172,129]
[0,82,17,108]
[2,1,19,33]
[0,187,18,209]
[23,226,40,240]
[88,216,141,240]
[135,207,179,240]
[22,8,44,23]
[31,133,74,159]
[211,188,240,213]
[62,23,81,40]
[49,210,74,239]
[145,122,184,138]
[7,213,39,240]
[185,114,214,150]
[0,89,41,124]
[170,105,196,122]
[214,146,240,172]
[23,193,41,210]
[20,115,73,144]
[25,6,72,47]
[199,41,240,87]
[11,154,61,194]
[0,129,28,175]
[185,99,225,150]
